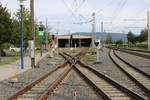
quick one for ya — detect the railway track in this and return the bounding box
[117,48,150,54]
[38,65,72,100]
[8,62,69,100]
[62,53,146,100]
[109,49,150,99]
[8,49,149,100]
[114,50,150,77]
[47,69,101,100]
[112,48,150,59]
[8,50,87,100]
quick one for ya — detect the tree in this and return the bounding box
[138,29,148,42]
[115,39,123,45]
[11,19,20,47]
[0,3,13,56]
[127,31,135,44]
[105,34,113,44]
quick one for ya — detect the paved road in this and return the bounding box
[0,52,49,81]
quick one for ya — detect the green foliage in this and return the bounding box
[138,29,148,42]
[127,29,148,44]
[127,31,135,44]
[115,39,123,45]
[0,3,13,50]
[0,3,42,56]
[13,7,32,48]
[48,38,52,45]
[11,19,20,47]
[136,43,148,49]
[1,42,11,49]
[105,35,113,44]
[113,39,123,47]
[35,31,40,47]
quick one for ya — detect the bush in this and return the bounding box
[1,43,11,49]
[0,50,6,57]
[136,44,147,49]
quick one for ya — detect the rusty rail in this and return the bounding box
[8,62,67,100]
[63,53,146,100]
[38,66,73,100]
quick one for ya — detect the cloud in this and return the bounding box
[1,0,150,34]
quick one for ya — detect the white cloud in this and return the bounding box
[1,0,150,34]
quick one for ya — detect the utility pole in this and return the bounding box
[30,0,35,68]
[147,11,150,51]
[122,31,125,48]
[92,12,96,47]
[46,18,48,48]
[39,22,44,57]
[101,21,103,33]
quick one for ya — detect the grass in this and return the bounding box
[125,47,150,52]
[0,51,30,66]
[111,42,149,52]
[81,54,96,62]
[0,48,51,66]
[81,48,96,62]
[0,47,96,65]
[0,56,19,65]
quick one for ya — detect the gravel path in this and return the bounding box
[84,48,148,98]
[115,50,150,75]
[0,53,65,100]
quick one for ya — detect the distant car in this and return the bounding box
[9,47,20,52]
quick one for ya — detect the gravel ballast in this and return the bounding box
[115,50,150,75]
[48,70,102,100]
[84,48,148,98]
[0,53,64,100]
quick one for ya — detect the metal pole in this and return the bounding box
[147,11,150,51]
[20,4,24,69]
[101,21,103,33]
[92,12,95,47]
[30,0,35,68]
[40,36,43,57]
[46,18,48,48]
[122,31,125,48]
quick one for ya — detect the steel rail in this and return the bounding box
[114,50,150,78]
[113,48,150,59]
[77,60,146,100]
[38,51,87,100]
[73,65,111,100]
[8,62,68,100]
[109,49,150,98]
[62,52,146,100]
[38,66,73,100]
[59,53,111,99]
[117,48,150,53]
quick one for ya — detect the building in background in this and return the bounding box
[53,34,92,48]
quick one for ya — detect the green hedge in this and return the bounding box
[136,44,148,49]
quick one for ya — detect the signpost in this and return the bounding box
[94,39,102,63]
[38,23,44,57]
[38,31,44,36]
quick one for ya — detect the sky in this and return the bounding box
[1,0,150,34]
